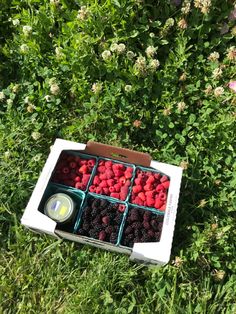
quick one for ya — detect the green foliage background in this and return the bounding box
[0,0,236,313]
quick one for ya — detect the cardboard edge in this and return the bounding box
[130,161,183,264]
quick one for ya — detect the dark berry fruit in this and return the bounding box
[150,219,159,231]
[99,230,106,241]
[105,226,113,234]
[88,229,98,238]
[124,226,133,235]
[78,228,87,236]
[110,232,117,244]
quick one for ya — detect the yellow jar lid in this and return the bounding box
[44,193,75,223]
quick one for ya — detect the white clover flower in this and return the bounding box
[55,47,64,59]
[227,46,236,61]
[126,50,135,59]
[134,56,147,75]
[149,59,160,71]
[12,84,20,93]
[179,73,187,81]
[165,18,174,27]
[50,83,60,95]
[12,19,20,26]
[180,160,189,170]
[92,82,103,94]
[33,153,42,162]
[177,101,186,111]
[31,131,41,141]
[178,18,188,29]
[110,43,119,52]
[0,91,5,101]
[163,108,171,116]
[4,151,10,159]
[23,25,32,36]
[149,32,155,38]
[214,86,224,97]
[101,50,111,61]
[208,51,220,61]
[212,67,223,79]
[44,95,52,102]
[27,104,35,113]
[145,46,157,58]
[194,0,211,14]
[50,0,60,5]
[204,85,213,95]
[124,85,132,92]
[77,6,90,20]
[181,1,191,14]
[117,43,126,54]
[20,44,29,53]
[7,99,13,106]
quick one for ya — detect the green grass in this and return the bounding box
[1,0,236,313]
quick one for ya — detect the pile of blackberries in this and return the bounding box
[121,207,163,248]
[77,196,126,244]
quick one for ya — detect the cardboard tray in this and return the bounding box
[21,139,182,265]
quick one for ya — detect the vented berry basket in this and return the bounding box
[51,151,98,192]
[74,193,127,246]
[129,166,170,214]
[88,157,135,202]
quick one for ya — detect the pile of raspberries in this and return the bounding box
[51,153,96,191]
[89,159,133,201]
[121,207,163,247]
[130,169,170,211]
[77,196,126,244]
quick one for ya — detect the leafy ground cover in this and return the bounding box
[0,0,236,313]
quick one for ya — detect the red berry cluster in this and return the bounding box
[77,196,125,244]
[121,207,163,247]
[51,153,96,191]
[89,159,133,201]
[130,169,170,211]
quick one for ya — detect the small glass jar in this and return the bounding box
[44,193,75,224]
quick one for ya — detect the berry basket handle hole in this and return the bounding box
[110,152,127,159]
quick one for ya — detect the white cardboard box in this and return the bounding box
[21,138,182,265]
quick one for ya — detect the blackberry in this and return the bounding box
[105,226,113,234]
[124,226,133,235]
[91,208,99,217]
[101,209,107,216]
[131,222,142,229]
[114,214,122,224]
[100,199,108,208]
[113,225,119,232]
[150,219,159,231]
[130,208,139,216]
[134,229,141,238]
[158,222,163,231]
[92,217,101,226]
[133,237,140,243]
[155,232,161,241]
[126,233,134,241]
[110,232,117,244]
[107,212,115,220]
[94,225,103,232]
[147,230,155,238]
[143,211,151,221]
[82,223,90,231]
[84,206,91,214]
[130,213,139,222]
[78,228,87,236]
[142,234,151,242]
[89,229,98,239]
[143,221,150,230]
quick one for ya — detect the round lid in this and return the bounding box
[44,193,75,223]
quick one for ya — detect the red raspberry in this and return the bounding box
[118,204,126,212]
[89,185,96,192]
[146,175,155,184]
[119,176,126,185]
[114,169,123,177]
[98,160,105,166]
[99,173,107,180]
[74,156,80,163]
[126,167,133,172]
[120,186,129,194]
[125,179,131,186]
[114,183,121,192]
[102,216,110,224]
[79,160,87,165]
[107,179,115,187]
[69,161,77,169]
[160,175,168,183]
[96,186,102,194]
[100,180,108,188]
[138,192,146,201]
[144,184,153,191]
[154,199,164,209]
[93,175,100,185]
[109,186,115,193]
[145,190,155,198]
[105,160,112,168]
[110,192,120,199]
[120,194,126,201]
[105,169,114,179]
[62,167,70,174]
[103,187,109,195]
[133,197,144,206]
[124,170,133,179]
[97,166,106,173]
[146,197,155,207]
[75,182,83,189]
[82,174,90,185]
[156,184,164,192]
[75,176,81,182]
[159,192,167,201]
[154,173,161,180]
[88,159,95,167]
[99,231,106,241]
[132,185,142,193]
[134,178,142,185]
[160,203,166,211]
[162,181,170,189]
[79,165,88,174]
